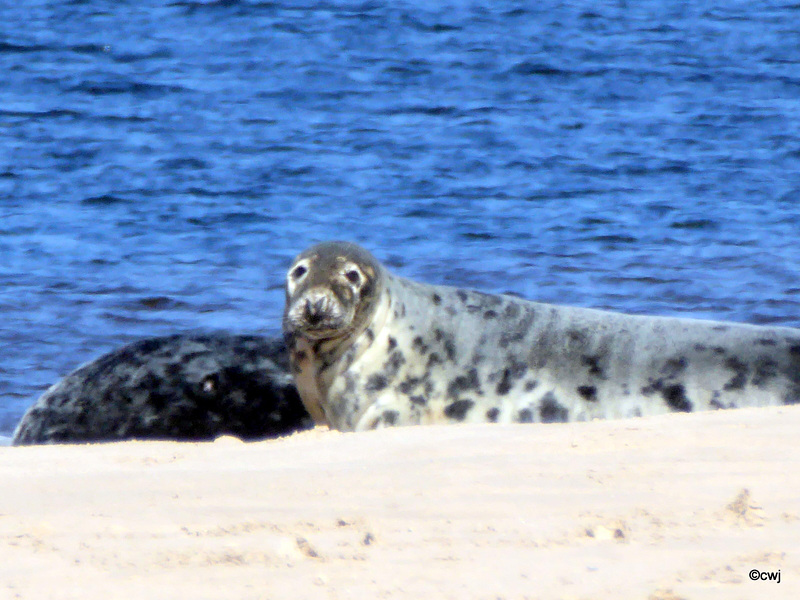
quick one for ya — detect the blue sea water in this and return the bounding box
[1,0,799,436]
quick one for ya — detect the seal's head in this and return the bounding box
[283,241,383,342]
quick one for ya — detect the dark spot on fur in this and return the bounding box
[295,350,307,362]
[365,328,375,343]
[470,349,486,365]
[662,384,692,412]
[641,379,661,396]
[723,357,748,391]
[398,377,421,394]
[524,380,539,392]
[757,338,777,346]
[443,340,456,361]
[387,336,397,351]
[432,293,442,305]
[319,351,338,373]
[342,345,358,370]
[661,357,688,378]
[412,336,429,354]
[577,385,597,402]
[133,338,167,355]
[496,369,514,396]
[147,392,168,411]
[786,344,800,402]
[346,399,361,426]
[518,408,534,423]
[384,350,406,379]
[410,395,426,406]
[581,355,604,378]
[484,310,497,319]
[539,392,569,423]
[433,328,457,359]
[344,373,358,396]
[486,407,500,422]
[499,323,529,349]
[457,290,468,302]
[752,356,779,388]
[713,347,726,355]
[475,291,503,306]
[381,410,399,426]
[712,325,729,332]
[694,344,707,352]
[503,303,520,319]
[567,329,587,344]
[360,275,374,299]
[165,362,183,377]
[427,353,442,368]
[445,399,474,421]
[447,368,480,399]
[366,374,388,392]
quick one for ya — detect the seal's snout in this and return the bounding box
[303,297,327,325]
[284,288,350,340]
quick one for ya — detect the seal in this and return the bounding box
[283,241,800,431]
[12,333,312,445]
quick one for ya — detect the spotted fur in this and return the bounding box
[12,334,311,445]
[284,241,800,432]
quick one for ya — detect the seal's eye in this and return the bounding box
[345,269,361,286]
[291,265,308,280]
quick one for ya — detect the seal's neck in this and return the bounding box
[314,275,391,378]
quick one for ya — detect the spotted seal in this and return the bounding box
[13,334,311,445]
[283,241,800,431]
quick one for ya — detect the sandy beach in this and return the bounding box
[2,405,798,600]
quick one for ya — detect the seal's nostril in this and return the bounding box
[304,298,324,325]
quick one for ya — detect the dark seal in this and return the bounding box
[12,334,311,445]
